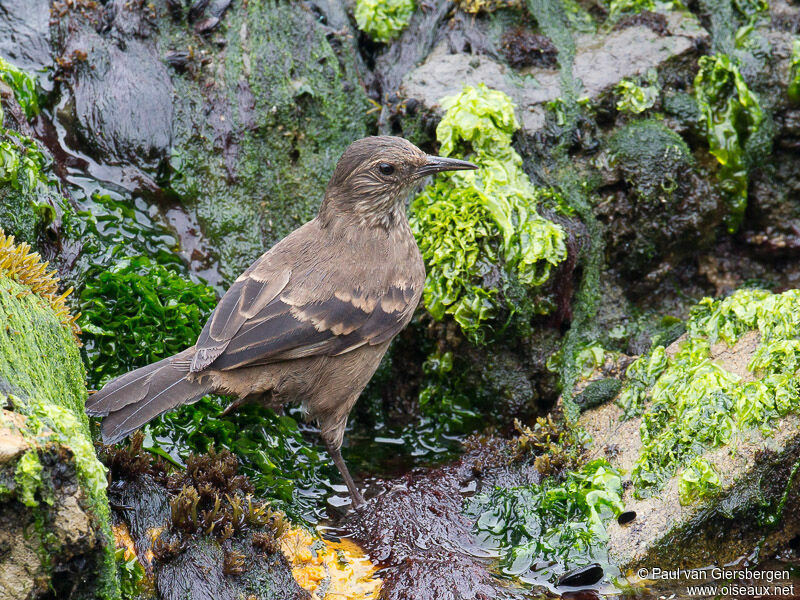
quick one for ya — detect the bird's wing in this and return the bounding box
[190,252,292,371]
[191,246,420,373]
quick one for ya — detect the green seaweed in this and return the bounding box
[0,58,60,247]
[417,350,481,434]
[78,254,217,388]
[731,0,769,21]
[470,459,623,582]
[678,457,721,505]
[0,128,59,245]
[410,84,567,342]
[354,0,415,43]
[0,56,39,119]
[617,288,800,500]
[694,53,765,232]
[116,547,146,600]
[14,449,44,508]
[789,38,800,103]
[614,70,660,114]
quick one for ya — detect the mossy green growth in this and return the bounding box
[470,459,623,582]
[410,84,567,342]
[79,254,217,389]
[608,119,693,203]
[0,275,118,598]
[731,0,769,21]
[617,288,800,500]
[694,53,765,232]
[163,1,370,282]
[355,0,415,43]
[615,70,660,114]
[0,56,39,119]
[788,38,800,103]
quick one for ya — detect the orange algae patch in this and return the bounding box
[113,522,137,558]
[281,526,381,599]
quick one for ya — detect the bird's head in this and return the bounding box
[319,136,477,229]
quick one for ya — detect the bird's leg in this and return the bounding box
[325,441,365,507]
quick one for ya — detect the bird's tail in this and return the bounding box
[85,348,211,445]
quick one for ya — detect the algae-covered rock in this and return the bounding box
[596,119,726,278]
[579,288,800,573]
[48,0,372,282]
[0,236,118,599]
[162,0,372,280]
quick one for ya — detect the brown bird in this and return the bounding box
[85,136,477,506]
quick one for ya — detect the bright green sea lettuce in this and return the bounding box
[79,255,217,388]
[679,457,721,505]
[789,38,800,103]
[354,0,415,43]
[0,56,39,119]
[615,71,660,114]
[410,84,567,342]
[471,458,623,582]
[694,53,765,232]
[618,288,800,500]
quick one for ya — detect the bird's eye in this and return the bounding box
[378,162,395,176]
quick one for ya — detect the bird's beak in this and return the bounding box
[415,155,478,178]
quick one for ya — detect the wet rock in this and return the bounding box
[399,10,709,136]
[343,438,535,599]
[595,119,726,281]
[612,11,669,36]
[372,0,455,103]
[0,0,52,73]
[53,1,174,168]
[500,28,558,69]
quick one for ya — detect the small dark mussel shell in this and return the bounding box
[617,510,637,525]
[557,563,604,588]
